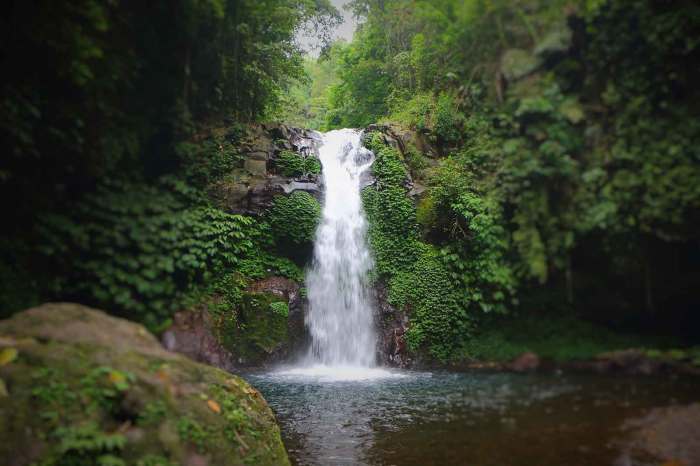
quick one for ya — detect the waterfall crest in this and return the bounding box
[304,129,377,368]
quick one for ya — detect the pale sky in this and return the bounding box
[298,0,357,56]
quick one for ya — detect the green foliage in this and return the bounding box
[458,313,674,362]
[136,456,178,466]
[388,245,471,361]
[362,134,469,359]
[209,384,251,445]
[0,0,341,322]
[362,134,419,277]
[275,150,321,178]
[176,132,243,188]
[267,191,321,249]
[37,180,254,328]
[137,401,167,427]
[80,366,135,413]
[269,301,289,318]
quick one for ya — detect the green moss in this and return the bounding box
[0,304,290,466]
[218,292,288,365]
[177,417,211,453]
[269,301,289,318]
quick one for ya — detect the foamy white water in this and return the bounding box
[272,365,408,382]
[302,129,379,374]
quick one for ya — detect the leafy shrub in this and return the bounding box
[38,180,254,328]
[275,150,321,178]
[386,92,434,131]
[176,133,242,188]
[266,191,321,249]
[269,301,289,317]
[388,244,471,360]
[433,92,464,145]
[362,133,419,276]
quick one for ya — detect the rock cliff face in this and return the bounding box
[209,123,323,216]
[0,303,290,466]
[165,123,429,370]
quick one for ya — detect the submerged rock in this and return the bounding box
[0,303,290,466]
[619,403,700,465]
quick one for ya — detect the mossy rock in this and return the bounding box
[0,303,290,466]
[218,293,289,366]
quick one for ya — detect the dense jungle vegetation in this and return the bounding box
[1,0,699,363]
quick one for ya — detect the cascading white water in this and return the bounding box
[303,129,377,368]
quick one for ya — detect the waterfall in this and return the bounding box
[304,129,377,368]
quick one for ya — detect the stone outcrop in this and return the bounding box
[0,303,289,466]
[162,276,309,370]
[162,301,238,372]
[246,276,309,363]
[209,123,323,216]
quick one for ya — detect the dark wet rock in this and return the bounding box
[445,348,700,376]
[162,302,237,372]
[409,181,427,199]
[0,303,290,466]
[374,282,411,368]
[507,352,541,372]
[564,349,700,376]
[360,169,376,190]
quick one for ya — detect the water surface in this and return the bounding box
[249,369,698,466]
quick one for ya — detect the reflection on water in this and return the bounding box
[248,370,698,466]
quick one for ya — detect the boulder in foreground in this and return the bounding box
[0,303,290,466]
